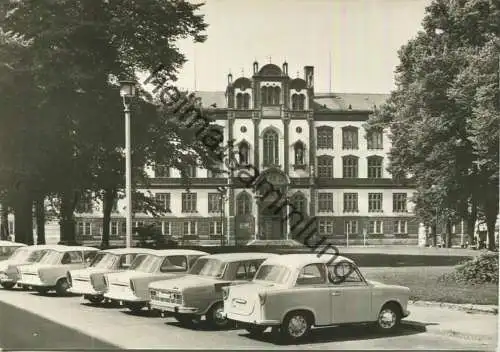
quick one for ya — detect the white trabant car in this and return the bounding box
[0,244,64,289]
[0,240,27,261]
[103,249,208,313]
[222,254,411,342]
[149,252,276,329]
[68,247,156,304]
[17,246,99,295]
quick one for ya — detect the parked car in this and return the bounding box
[67,247,157,304]
[222,253,411,342]
[103,249,208,313]
[0,244,65,289]
[17,246,99,295]
[0,240,27,261]
[149,252,277,329]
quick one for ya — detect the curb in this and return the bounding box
[409,300,498,315]
[402,321,495,342]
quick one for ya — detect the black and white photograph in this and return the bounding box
[0,0,498,350]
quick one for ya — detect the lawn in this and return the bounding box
[362,266,499,305]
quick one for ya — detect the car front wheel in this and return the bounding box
[55,278,70,296]
[281,311,312,342]
[206,302,231,329]
[375,303,401,332]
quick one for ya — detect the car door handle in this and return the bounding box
[331,291,341,296]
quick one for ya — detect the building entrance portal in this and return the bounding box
[256,169,289,240]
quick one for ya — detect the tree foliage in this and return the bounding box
[0,0,220,245]
[366,0,499,249]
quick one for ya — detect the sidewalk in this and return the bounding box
[404,304,498,343]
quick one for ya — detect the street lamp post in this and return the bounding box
[120,80,137,249]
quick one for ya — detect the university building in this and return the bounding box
[73,60,443,246]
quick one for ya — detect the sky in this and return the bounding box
[171,0,432,94]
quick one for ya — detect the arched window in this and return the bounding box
[266,87,273,105]
[292,94,305,110]
[273,87,281,105]
[294,141,305,166]
[238,141,250,165]
[263,129,279,166]
[261,86,267,105]
[317,155,333,178]
[236,192,252,216]
[236,93,243,109]
[243,93,250,109]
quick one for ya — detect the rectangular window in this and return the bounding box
[317,156,333,178]
[342,128,359,150]
[155,193,171,212]
[208,193,222,213]
[342,157,358,178]
[154,164,170,177]
[182,193,197,213]
[317,128,333,149]
[367,157,383,178]
[343,193,358,213]
[393,220,408,234]
[77,222,91,236]
[344,220,358,234]
[120,222,126,236]
[162,221,171,236]
[317,193,334,212]
[367,130,383,149]
[318,220,334,235]
[209,221,223,235]
[110,221,118,236]
[368,220,383,234]
[392,193,407,212]
[183,221,197,235]
[368,193,383,212]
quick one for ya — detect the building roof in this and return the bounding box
[201,252,278,262]
[0,241,26,247]
[102,248,159,255]
[262,253,354,270]
[193,91,389,111]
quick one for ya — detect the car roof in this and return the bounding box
[149,249,209,256]
[54,246,99,252]
[102,248,158,255]
[261,253,354,270]
[26,244,67,250]
[200,252,278,262]
[0,241,27,247]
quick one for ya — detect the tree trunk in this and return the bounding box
[445,220,453,248]
[101,188,116,249]
[13,190,34,244]
[59,190,77,245]
[35,195,46,244]
[0,204,9,240]
[431,224,437,246]
[466,197,478,244]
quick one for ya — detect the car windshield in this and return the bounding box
[8,248,31,261]
[37,250,62,265]
[189,258,226,278]
[90,253,118,269]
[254,265,291,284]
[130,254,162,273]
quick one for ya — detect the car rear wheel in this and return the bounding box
[206,302,231,329]
[0,282,15,289]
[375,303,401,333]
[281,311,312,342]
[55,278,70,296]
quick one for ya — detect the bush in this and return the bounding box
[439,253,499,285]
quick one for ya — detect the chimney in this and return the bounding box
[253,61,259,74]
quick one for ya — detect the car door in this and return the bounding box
[327,261,372,324]
[292,263,332,326]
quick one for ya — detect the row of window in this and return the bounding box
[317,219,408,235]
[77,220,224,237]
[317,192,407,213]
[317,127,383,150]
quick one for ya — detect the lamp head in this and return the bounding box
[119,80,137,98]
